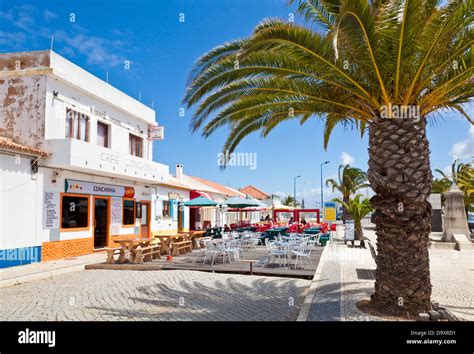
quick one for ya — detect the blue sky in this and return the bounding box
[0,0,472,207]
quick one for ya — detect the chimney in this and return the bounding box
[176,164,183,179]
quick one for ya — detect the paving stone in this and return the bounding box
[0,270,309,321]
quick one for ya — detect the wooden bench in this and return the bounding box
[172,240,193,256]
[133,244,162,264]
[105,247,122,264]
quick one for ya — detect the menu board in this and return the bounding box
[111,197,122,225]
[344,220,355,241]
[44,192,60,229]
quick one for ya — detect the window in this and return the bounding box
[97,121,109,148]
[123,199,135,226]
[140,203,148,226]
[129,134,143,157]
[162,200,170,218]
[66,108,90,142]
[61,195,89,230]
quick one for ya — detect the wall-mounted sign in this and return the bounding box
[44,192,60,229]
[65,179,134,197]
[100,152,163,174]
[111,197,123,225]
[324,201,337,221]
[148,125,164,140]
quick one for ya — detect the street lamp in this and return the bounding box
[293,175,301,207]
[320,161,330,220]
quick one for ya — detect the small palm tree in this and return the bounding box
[326,164,369,222]
[282,195,300,207]
[333,194,373,247]
[183,0,473,316]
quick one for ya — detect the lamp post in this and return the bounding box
[320,161,330,220]
[293,175,301,207]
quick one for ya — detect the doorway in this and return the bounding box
[140,201,151,238]
[93,197,109,249]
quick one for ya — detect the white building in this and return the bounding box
[0,50,196,266]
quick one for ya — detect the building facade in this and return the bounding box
[0,50,192,267]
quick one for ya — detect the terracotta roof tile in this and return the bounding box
[188,176,244,197]
[0,137,49,157]
[239,185,269,200]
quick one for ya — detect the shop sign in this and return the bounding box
[148,125,164,140]
[44,192,60,229]
[100,152,163,174]
[65,179,134,197]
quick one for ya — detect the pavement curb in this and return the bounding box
[296,241,331,321]
[0,264,88,288]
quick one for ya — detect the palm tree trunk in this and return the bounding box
[355,222,366,248]
[367,117,432,316]
[342,196,349,223]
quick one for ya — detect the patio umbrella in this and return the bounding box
[222,196,261,227]
[245,197,267,208]
[183,196,218,207]
[221,196,261,208]
[183,196,219,230]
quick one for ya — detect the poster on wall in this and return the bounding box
[44,192,60,229]
[111,197,122,225]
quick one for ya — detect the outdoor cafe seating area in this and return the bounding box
[96,228,328,278]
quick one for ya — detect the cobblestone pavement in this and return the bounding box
[307,236,381,321]
[0,270,310,321]
[0,254,104,282]
[307,226,474,321]
[429,249,474,321]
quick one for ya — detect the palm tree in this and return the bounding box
[333,194,373,247]
[282,195,300,207]
[183,0,473,316]
[326,164,369,222]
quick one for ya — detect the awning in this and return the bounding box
[190,190,213,200]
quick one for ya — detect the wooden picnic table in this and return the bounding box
[154,234,189,255]
[113,237,155,264]
[188,230,206,249]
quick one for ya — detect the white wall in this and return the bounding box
[45,76,152,159]
[50,51,155,125]
[0,153,44,250]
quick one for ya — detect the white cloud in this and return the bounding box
[0,5,130,69]
[43,9,57,22]
[341,152,355,166]
[0,31,27,47]
[450,125,474,160]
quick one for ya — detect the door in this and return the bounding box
[140,201,150,238]
[93,197,109,249]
